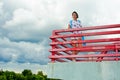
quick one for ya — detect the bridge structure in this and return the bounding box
[49,24,120,63]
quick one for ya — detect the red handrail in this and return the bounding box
[49,24,120,63]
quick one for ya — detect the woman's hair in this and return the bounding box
[72,11,79,18]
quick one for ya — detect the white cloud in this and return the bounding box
[0,37,49,64]
[0,0,120,71]
[92,0,120,25]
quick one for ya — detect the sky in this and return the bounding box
[0,0,120,72]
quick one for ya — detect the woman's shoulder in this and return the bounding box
[69,19,81,23]
[69,20,73,22]
[69,20,73,25]
[77,20,81,23]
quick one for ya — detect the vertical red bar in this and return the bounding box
[115,44,119,61]
[51,30,56,63]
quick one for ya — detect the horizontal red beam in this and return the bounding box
[50,38,120,45]
[54,45,71,55]
[54,39,68,48]
[84,43,120,47]
[76,58,120,62]
[49,53,120,59]
[61,38,73,47]
[55,52,72,61]
[50,47,114,52]
[52,57,120,62]
[53,24,120,33]
[55,59,67,62]
[54,58,120,62]
[54,59,120,62]
[50,30,120,39]
[50,44,120,52]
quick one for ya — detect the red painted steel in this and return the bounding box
[49,24,120,62]
[50,44,119,52]
[54,24,120,33]
[50,38,120,45]
[50,30,120,38]
[49,53,120,58]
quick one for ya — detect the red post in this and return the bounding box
[51,30,56,63]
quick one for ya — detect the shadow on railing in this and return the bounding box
[49,24,120,63]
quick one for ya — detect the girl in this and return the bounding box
[68,11,82,61]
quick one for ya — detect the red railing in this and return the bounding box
[49,24,120,63]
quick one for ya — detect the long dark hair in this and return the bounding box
[72,11,79,18]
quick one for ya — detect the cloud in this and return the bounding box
[0,0,120,71]
[3,8,41,41]
[0,37,49,65]
[92,0,120,25]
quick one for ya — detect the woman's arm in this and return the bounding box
[68,24,70,29]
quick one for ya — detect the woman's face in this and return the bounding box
[72,13,77,20]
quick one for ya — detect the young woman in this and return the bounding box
[68,11,82,61]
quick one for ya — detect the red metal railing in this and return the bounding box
[49,24,120,63]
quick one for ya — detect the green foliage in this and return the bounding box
[0,69,60,80]
[22,69,32,76]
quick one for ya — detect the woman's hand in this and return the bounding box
[68,24,70,29]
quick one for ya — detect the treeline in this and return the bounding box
[0,69,61,80]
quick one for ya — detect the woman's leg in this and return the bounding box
[75,37,82,55]
[72,39,77,61]
[78,37,82,48]
[78,31,82,48]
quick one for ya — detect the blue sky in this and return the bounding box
[0,0,120,72]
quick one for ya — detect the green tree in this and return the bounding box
[0,69,61,80]
[37,71,44,76]
[0,75,7,80]
[22,69,32,76]
[15,73,25,80]
[4,71,16,80]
